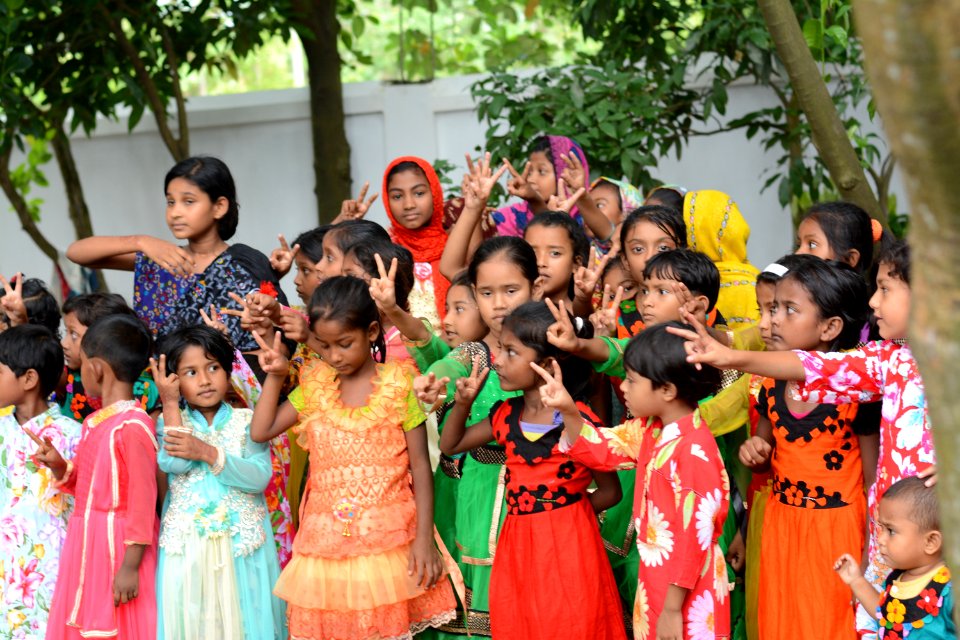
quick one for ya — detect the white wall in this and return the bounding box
[0,72,900,302]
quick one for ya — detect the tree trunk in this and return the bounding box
[0,144,59,263]
[853,0,960,600]
[759,0,887,226]
[291,0,352,223]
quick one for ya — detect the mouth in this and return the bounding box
[170,224,188,233]
[444,328,459,339]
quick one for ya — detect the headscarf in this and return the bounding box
[592,177,644,217]
[684,190,760,330]
[493,135,590,238]
[381,156,450,319]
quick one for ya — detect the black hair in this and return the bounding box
[777,256,869,351]
[528,136,553,164]
[386,160,428,183]
[165,156,239,241]
[756,253,812,286]
[883,476,940,532]
[645,186,685,213]
[877,238,910,285]
[592,179,623,211]
[329,219,391,255]
[81,315,153,384]
[0,325,65,397]
[292,225,332,264]
[158,325,235,375]
[308,276,386,363]
[0,277,61,337]
[446,271,477,304]
[643,249,720,312]
[62,292,137,328]
[601,255,629,282]
[620,205,687,251]
[525,211,591,266]
[345,239,415,312]
[801,202,876,274]
[467,236,539,288]
[623,322,721,408]
[502,301,594,400]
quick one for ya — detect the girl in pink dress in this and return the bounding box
[34,315,159,640]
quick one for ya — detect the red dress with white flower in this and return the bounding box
[487,398,626,640]
[563,410,730,640]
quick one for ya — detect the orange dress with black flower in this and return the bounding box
[278,359,456,640]
[756,378,866,640]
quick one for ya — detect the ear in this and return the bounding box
[19,368,40,393]
[658,381,678,403]
[689,294,710,319]
[366,320,381,345]
[923,529,943,557]
[89,357,106,385]
[819,316,844,343]
[211,196,229,221]
[844,249,861,269]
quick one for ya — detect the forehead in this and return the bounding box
[528,151,552,165]
[313,318,360,338]
[879,495,913,520]
[626,220,672,242]
[387,168,428,189]
[447,285,473,300]
[526,224,570,244]
[475,259,527,286]
[774,276,811,300]
[798,218,825,236]
[175,345,216,367]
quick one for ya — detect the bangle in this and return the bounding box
[210,447,226,475]
[53,461,74,487]
[401,318,435,348]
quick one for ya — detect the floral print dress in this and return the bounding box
[0,405,81,639]
[877,565,955,639]
[562,410,730,640]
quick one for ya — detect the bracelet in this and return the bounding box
[53,461,75,487]
[210,447,226,475]
[400,318,435,348]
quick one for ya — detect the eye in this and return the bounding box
[657,245,671,252]
[549,250,561,258]
[631,246,644,254]
[166,199,175,206]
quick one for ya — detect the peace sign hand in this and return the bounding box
[269,234,300,276]
[545,298,580,352]
[199,304,229,337]
[334,181,379,224]
[0,272,27,327]
[664,309,734,370]
[504,159,543,204]
[22,426,68,478]
[573,248,611,302]
[454,355,489,407]
[369,253,399,313]
[559,151,586,192]
[414,372,451,410]
[529,359,578,415]
[546,178,586,213]
[251,329,289,376]
[590,284,623,337]
[148,354,182,405]
[466,152,508,204]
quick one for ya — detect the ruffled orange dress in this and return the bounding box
[280,359,456,640]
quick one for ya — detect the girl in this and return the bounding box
[683,190,761,331]
[66,156,288,355]
[151,326,286,639]
[438,301,626,639]
[586,177,644,255]
[412,236,537,637]
[249,276,457,640]
[620,205,687,296]
[644,185,687,212]
[316,219,392,281]
[550,322,730,639]
[441,272,487,350]
[795,201,883,275]
[523,211,590,309]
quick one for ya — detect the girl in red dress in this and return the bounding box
[438,301,626,640]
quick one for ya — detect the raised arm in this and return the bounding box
[369,254,431,343]
[249,331,299,442]
[438,356,494,455]
[67,234,195,277]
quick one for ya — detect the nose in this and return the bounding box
[403,193,416,210]
[868,289,880,311]
[619,379,628,394]
[492,292,506,310]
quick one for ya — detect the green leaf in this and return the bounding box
[825,25,848,49]
[802,18,823,54]
[127,102,145,132]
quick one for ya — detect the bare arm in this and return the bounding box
[834,553,881,613]
[437,357,493,455]
[588,471,622,513]
[405,424,444,587]
[249,331,299,442]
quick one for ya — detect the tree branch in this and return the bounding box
[0,140,59,262]
[159,23,189,159]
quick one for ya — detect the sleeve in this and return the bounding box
[489,400,507,445]
[214,414,273,493]
[287,386,305,414]
[755,379,772,420]
[402,380,427,432]
[590,337,628,378]
[560,419,643,471]
[791,344,886,405]
[698,373,751,437]
[155,414,200,476]
[406,330,451,372]
[119,420,159,545]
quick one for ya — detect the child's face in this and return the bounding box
[591,182,624,229]
[869,262,910,340]
[165,177,227,241]
[318,233,345,280]
[473,258,533,336]
[387,168,434,230]
[311,318,377,377]
[877,496,939,571]
[442,285,486,348]
[174,345,229,416]
[619,369,659,419]
[61,312,86,370]
[639,274,685,326]
[0,362,24,408]
[527,151,557,201]
[493,329,540,392]
[755,281,778,350]
[525,224,580,300]
[293,255,323,304]
[769,277,835,351]
[795,218,834,261]
[340,252,372,283]
[622,220,679,282]
[601,262,638,303]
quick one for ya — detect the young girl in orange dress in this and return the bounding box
[250,275,457,640]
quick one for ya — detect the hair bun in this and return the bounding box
[871,218,883,242]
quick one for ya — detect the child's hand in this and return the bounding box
[244,291,280,320]
[164,430,215,462]
[454,356,488,406]
[833,553,863,585]
[656,608,683,640]
[559,150,587,192]
[739,436,773,469]
[573,248,612,302]
[140,237,194,278]
[113,565,139,606]
[223,292,273,337]
[545,178,586,213]
[504,159,544,205]
[545,298,580,352]
[665,308,736,370]
[408,535,443,589]
[530,359,578,416]
[918,465,938,487]
[334,181,379,224]
[277,307,310,344]
[368,254,399,313]
[149,355,181,406]
[591,284,624,337]
[269,233,300,276]
[252,330,290,376]
[0,273,27,327]
[465,152,508,205]
[199,304,230,337]
[414,372,450,409]
[21,426,68,479]
[726,530,745,574]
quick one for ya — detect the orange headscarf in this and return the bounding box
[381,156,450,319]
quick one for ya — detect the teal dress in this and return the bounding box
[156,403,287,639]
